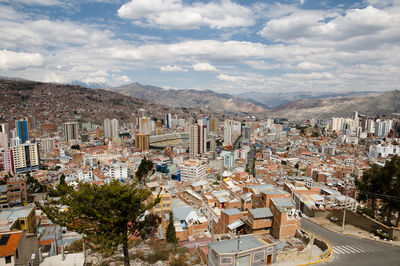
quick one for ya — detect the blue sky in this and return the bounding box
[0,0,399,94]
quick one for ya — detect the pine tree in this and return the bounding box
[41,180,159,266]
[166,211,177,244]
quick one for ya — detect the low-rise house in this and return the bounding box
[207,235,277,266]
[270,198,301,240]
[244,208,273,234]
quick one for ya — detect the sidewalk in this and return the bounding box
[274,245,324,266]
[307,216,400,247]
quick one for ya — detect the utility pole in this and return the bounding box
[235,233,241,266]
[342,182,347,233]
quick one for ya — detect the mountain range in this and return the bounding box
[108,83,267,114]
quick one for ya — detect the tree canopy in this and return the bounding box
[355,155,400,226]
[135,157,154,182]
[41,180,159,266]
[166,211,177,244]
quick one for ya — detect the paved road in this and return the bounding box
[301,218,400,266]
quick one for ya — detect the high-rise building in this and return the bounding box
[165,113,172,129]
[15,119,29,144]
[210,118,219,133]
[223,120,233,146]
[189,124,207,159]
[5,142,40,174]
[63,122,79,143]
[139,117,151,135]
[242,126,251,144]
[0,123,9,149]
[104,118,111,138]
[111,119,119,138]
[135,133,149,151]
[203,117,210,133]
[40,137,56,154]
[138,109,147,118]
[375,119,392,137]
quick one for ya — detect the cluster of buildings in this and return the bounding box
[0,109,399,265]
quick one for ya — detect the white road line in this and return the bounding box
[334,246,353,254]
[332,247,344,254]
[357,244,378,252]
[345,245,365,253]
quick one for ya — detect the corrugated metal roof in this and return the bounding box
[221,208,241,216]
[208,235,267,254]
[249,208,273,219]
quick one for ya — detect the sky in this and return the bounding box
[0,0,400,94]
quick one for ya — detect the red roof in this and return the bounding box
[0,232,22,257]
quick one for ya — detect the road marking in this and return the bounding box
[333,246,351,254]
[344,245,365,253]
[332,244,386,255]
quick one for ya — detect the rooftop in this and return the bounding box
[221,208,241,216]
[249,208,273,219]
[208,235,269,254]
[0,205,34,222]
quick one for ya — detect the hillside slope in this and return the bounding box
[271,91,400,119]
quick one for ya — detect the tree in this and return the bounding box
[71,144,80,150]
[135,157,154,183]
[26,172,44,193]
[355,155,400,225]
[41,180,159,266]
[245,163,250,173]
[166,211,177,244]
[59,174,66,185]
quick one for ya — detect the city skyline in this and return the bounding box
[0,0,399,93]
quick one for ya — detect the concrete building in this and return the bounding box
[139,117,151,135]
[270,198,301,240]
[180,159,206,181]
[135,133,149,151]
[208,235,276,266]
[109,163,128,180]
[224,120,233,146]
[220,151,234,171]
[39,137,56,154]
[189,124,207,159]
[5,142,40,174]
[6,177,28,206]
[0,123,9,150]
[210,118,219,134]
[15,119,29,144]
[63,122,79,144]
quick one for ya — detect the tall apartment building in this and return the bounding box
[189,124,207,159]
[5,142,40,174]
[135,133,149,151]
[139,117,151,135]
[15,119,29,144]
[375,119,393,137]
[103,118,119,139]
[202,117,210,133]
[209,118,219,134]
[0,123,9,149]
[242,125,251,144]
[165,113,171,129]
[39,137,56,154]
[63,122,79,143]
[223,120,233,146]
[180,159,206,181]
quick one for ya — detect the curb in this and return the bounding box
[296,226,333,266]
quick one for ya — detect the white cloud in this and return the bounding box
[160,64,187,72]
[118,0,254,29]
[0,49,44,70]
[192,62,217,72]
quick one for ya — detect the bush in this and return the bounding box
[65,239,83,253]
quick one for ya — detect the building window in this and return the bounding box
[5,256,11,264]
[253,250,265,262]
[220,257,232,264]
